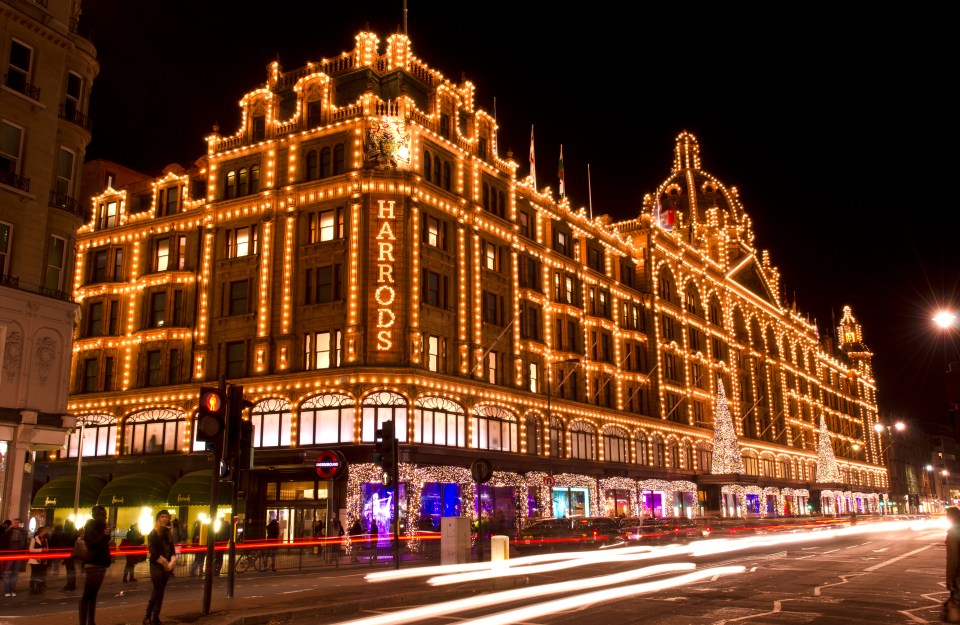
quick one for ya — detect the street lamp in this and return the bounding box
[874,420,906,514]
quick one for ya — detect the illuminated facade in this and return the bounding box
[37,31,885,538]
[1,0,97,520]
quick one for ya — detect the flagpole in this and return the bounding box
[529,125,537,190]
[558,144,565,198]
[587,163,593,220]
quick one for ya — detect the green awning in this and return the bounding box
[167,470,230,507]
[32,476,106,509]
[97,472,174,508]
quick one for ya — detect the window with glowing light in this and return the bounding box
[528,362,539,393]
[307,207,344,243]
[303,330,342,369]
[360,391,408,443]
[413,396,466,447]
[603,426,629,463]
[421,213,445,249]
[423,334,444,372]
[636,431,649,465]
[227,225,258,258]
[525,414,542,455]
[299,393,354,445]
[550,418,565,458]
[96,199,118,229]
[62,415,117,459]
[123,409,186,455]
[251,398,292,448]
[471,405,518,453]
[485,350,498,384]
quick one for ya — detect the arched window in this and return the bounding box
[549,417,565,458]
[414,396,466,447]
[653,434,666,467]
[569,421,596,460]
[684,282,700,316]
[63,415,117,458]
[433,156,441,185]
[778,458,791,479]
[252,398,291,448]
[682,440,693,469]
[525,414,542,455]
[636,431,649,465]
[442,162,451,190]
[657,267,675,303]
[669,438,680,468]
[602,426,629,463]
[320,147,332,178]
[361,391,408,443]
[299,393,354,445]
[237,168,248,196]
[423,149,432,181]
[226,171,237,199]
[305,150,318,181]
[123,408,186,455]
[709,296,722,327]
[333,143,345,174]
[250,165,260,193]
[471,405,518,452]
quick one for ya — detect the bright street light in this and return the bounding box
[934,311,957,329]
[894,422,906,432]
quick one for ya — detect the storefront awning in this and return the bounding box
[32,475,106,509]
[97,472,174,508]
[167,470,231,507]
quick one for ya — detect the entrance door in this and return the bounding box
[266,508,293,542]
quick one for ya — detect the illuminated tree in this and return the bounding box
[815,415,841,483]
[711,379,744,474]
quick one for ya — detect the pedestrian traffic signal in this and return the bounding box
[197,387,227,452]
[374,420,396,486]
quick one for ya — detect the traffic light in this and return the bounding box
[197,387,228,455]
[227,385,255,469]
[374,420,396,486]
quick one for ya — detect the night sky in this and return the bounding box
[78,2,957,426]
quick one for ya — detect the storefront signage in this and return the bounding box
[315,449,347,480]
[375,199,397,351]
[111,495,124,504]
[543,475,555,488]
[45,496,57,506]
[177,494,191,503]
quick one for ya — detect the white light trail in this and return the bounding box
[457,566,746,625]
[335,562,697,625]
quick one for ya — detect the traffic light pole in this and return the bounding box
[226,385,242,599]
[392,436,399,570]
[201,376,226,616]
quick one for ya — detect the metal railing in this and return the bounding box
[59,104,93,131]
[3,73,41,101]
[0,169,30,192]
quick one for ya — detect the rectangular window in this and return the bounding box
[567,320,577,353]
[485,350,497,384]
[0,121,24,177]
[308,208,344,243]
[518,211,531,238]
[103,357,115,392]
[0,222,10,276]
[229,280,249,315]
[164,186,180,215]
[155,239,170,271]
[146,350,162,387]
[168,349,181,384]
[555,231,569,255]
[426,335,441,372]
[6,40,32,94]
[620,263,635,289]
[108,299,120,335]
[226,341,245,378]
[422,214,444,249]
[482,291,498,324]
[43,236,67,293]
[227,225,258,258]
[304,330,342,370]
[97,200,118,229]
[112,248,124,281]
[564,276,574,304]
[64,71,82,118]
[86,301,103,337]
[90,250,108,283]
[56,147,76,196]
[484,241,497,271]
[528,362,539,393]
[82,358,98,393]
[172,290,184,326]
[149,291,167,327]
[439,113,450,138]
[524,305,540,340]
[423,270,441,307]
[588,247,603,272]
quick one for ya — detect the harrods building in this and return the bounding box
[32,31,888,540]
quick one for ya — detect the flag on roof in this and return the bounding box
[558,144,565,197]
[529,125,537,189]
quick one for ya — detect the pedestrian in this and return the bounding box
[121,523,145,583]
[189,520,204,577]
[49,523,64,577]
[213,520,229,575]
[27,525,51,594]
[1,518,28,597]
[368,519,378,560]
[265,515,280,571]
[144,510,176,625]
[61,519,78,591]
[78,505,113,625]
[347,518,363,562]
[171,518,182,545]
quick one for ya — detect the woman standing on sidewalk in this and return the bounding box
[27,525,50,594]
[144,510,176,625]
[79,505,113,625]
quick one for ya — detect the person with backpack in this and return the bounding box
[78,506,113,625]
[1,518,28,596]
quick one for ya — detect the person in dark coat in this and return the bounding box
[122,523,145,583]
[189,519,204,577]
[265,516,280,571]
[27,525,51,594]
[61,519,78,591]
[1,518,28,596]
[144,510,176,625]
[79,505,113,625]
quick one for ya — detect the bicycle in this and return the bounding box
[235,549,269,573]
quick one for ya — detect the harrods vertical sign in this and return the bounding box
[366,197,407,365]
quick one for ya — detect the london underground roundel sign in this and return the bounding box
[315,450,346,480]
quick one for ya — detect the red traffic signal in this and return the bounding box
[196,386,227,442]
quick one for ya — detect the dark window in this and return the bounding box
[433,156,441,185]
[306,101,321,127]
[523,305,540,340]
[688,326,701,351]
[237,168,249,196]
[149,292,166,328]
[333,144,345,174]
[164,186,179,216]
[113,248,124,281]
[252,116,265,142]
[443,162,451,191]
[439,113,450,138]
[567,320,578,353]
[250,165,260,193]
[423,149,432,180]
[226,341,245,378]
[518,211,531,238]
[483,291,499,325]
[87,301,103,337]
[172,290,184,326]
[6,40,31,94]
[620,263,635,289]
[82,358,98,393]
[64,71,82,118]
[90,250,108,283]
[305,149,318,181]
[146,350,162,386]
[168,349,181,384]
[478,137,487,158]
[422,270,444,307]
[588,247,603,272]
[229,280,249,315]
[104,357,115,392]
[108,300,120,335]
[320,147,332,178]
[305,264,343,304]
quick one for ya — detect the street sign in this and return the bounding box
[543,475,555,487]
[315,450,346,480]
[470,458,493,484]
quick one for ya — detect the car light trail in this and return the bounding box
[456,566,746,625]
[336,563,697,625]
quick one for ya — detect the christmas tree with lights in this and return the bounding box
[711,379,744,474]
[815,415,841,483]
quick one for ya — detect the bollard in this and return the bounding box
[490,534,509,566]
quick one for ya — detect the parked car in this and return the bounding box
[619,518,672,544]
[514,518,582,551]
[570,516,621,546]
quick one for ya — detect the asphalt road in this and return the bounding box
[0,520,951,625]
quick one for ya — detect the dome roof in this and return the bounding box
[651,132,747,227]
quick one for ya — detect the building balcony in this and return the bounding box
[59,103,93,131]
[0,169,30,192]
[49,190,88,219]
[3,73,41,101]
